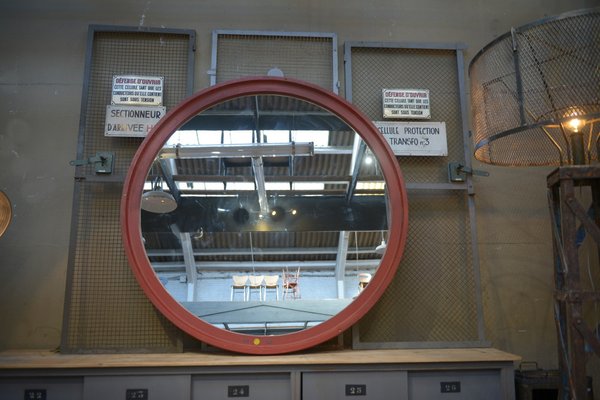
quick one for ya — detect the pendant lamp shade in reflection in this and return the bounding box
[375,231,387,254]
[141,178,177,213]
[375,240,387,255]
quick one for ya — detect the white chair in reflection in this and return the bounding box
[247,275,264,301]
[263,274,280,301]
[282,267,300,300]
[231,275,248,301]
[358,273,372,293]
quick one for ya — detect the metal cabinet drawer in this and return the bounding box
[0,377,83,400]
[192,373,291,400]
[407,370,502,400]
[84,375,190,400]
[302,371,407,399]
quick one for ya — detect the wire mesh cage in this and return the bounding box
[469,8,600,166]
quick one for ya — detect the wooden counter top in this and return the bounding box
[0,348,520,370]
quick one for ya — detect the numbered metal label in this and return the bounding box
[24,389,46,400]
[126,388,149,400]
[228,385,250,397]
[440,381,461,393]
[345,384,367,396]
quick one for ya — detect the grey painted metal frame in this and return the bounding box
[344,41,487,349]
[210,29,339,93]
[61,25,196,352]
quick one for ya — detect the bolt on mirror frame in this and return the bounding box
[121,77,409,355]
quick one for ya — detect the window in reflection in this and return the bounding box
[262,130,288,143]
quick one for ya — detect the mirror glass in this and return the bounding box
[139,94,389,336]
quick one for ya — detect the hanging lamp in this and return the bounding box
[141,177,177,213]
[375,231,387,254]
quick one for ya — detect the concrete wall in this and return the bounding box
[0,0,597,369]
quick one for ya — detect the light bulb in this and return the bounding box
[562,113,587,165]
[566,117,584,133]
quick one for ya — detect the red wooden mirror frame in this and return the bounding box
[121,77,408,354]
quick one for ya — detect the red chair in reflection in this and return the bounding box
[358,273,372,293]
[282,267,300,300]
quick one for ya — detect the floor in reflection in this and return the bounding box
[160,271,373,303]
[181,298,353,334]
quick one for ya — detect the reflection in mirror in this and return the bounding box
[140,95,388,336]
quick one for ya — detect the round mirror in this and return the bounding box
[122,77,408,354]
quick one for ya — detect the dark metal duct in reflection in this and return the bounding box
[158,142,314,159]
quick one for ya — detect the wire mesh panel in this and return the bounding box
[64,182,181,351]
[349,47,465,183]
[346,43,483,347]
[469,8,600,166]
[356,190,479,344]
[213,31,337,92]
[79,30,193,176]
[62,27,194,352]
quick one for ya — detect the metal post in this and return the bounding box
[570,132,585,165]
[547,166,600,399]
[549,184,570,400]
[560,177,587,399]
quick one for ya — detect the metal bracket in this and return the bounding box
[448,162,489,182]
[70,152,114,174]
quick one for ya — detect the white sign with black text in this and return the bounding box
[112,75,164,106]
[105,105,166,137]
[374,121,447,156]
[382,88,430,119]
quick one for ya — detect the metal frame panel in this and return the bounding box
[61,25,196,353]
[73,24,196,163]
[344,41,467,104]
[344,41,487,349]
[456,47,486,342]
[210,29,338,93]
